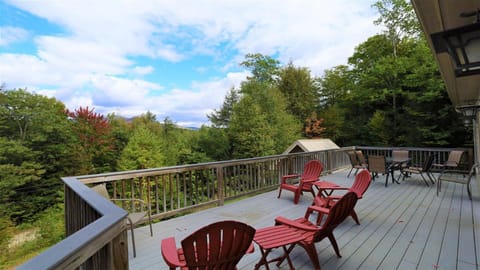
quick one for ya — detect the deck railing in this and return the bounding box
[17,146,472,270]
[356,146,473,173]
[76,147,352,222]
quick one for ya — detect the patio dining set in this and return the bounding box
[348,149,471,188]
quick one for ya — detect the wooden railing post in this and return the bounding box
[110,229,128,270]
[216,166,224,206]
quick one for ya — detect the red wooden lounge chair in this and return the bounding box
[307,169,371,225]
[161,220,255,270]
[278,160,323,204]
[274,192,358,270]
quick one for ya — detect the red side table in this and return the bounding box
[314,181,347,197]
[253,225,305,270]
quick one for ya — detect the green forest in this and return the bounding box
[0,0,472,267]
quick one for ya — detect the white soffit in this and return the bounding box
[411,0,480,106]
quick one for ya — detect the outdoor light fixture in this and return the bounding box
[457,104,480,126]
[431,10,480,77]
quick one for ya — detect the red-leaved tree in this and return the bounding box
[66,106,115,174]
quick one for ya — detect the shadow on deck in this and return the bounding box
[129,168,480,270]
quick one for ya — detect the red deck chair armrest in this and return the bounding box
[246,243,255,254]
[161,237,185,268]
[282,174,300,180]
[303,178,319,183]
[307,204,331,215]
[274,216,320,232]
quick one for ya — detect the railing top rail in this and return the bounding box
[18,177,128,270]
[78,147,352,183]
[356,146,472,152]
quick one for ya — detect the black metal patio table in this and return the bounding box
[386,157,410,184]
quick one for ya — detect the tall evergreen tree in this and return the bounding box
[207,88,239,128]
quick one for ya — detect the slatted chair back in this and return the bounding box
[368,155,387,174]
[350,169,372,199]
[355,150,368,166]
[347,151,364,177]
[445,150,464,167]
[422,155,435,172]
[320,191,358,231]
[348,151,360,166]
[392,150,409,161]
[180,220,256,269]
[278,160,323,204]
[367,155,393,187]
[302,160,324,180]
[301,160,324,189]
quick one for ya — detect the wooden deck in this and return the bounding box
[129,168,480,270]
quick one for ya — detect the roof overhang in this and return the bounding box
[411,0,480,107]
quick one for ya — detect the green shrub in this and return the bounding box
[0,204,65,269]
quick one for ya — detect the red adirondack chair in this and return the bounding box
[274,192,358,270]
[161,220,255,270]
[277,160,323,204]
[307,169,371,225]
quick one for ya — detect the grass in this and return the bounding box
[0,204,65,270]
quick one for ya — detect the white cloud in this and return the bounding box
[0,26,29,46]
[156,45,185,62]
[90,75,162,106]
[0,54,61,86]
[1,0,381,127]
[131,71,247,122]
[132,65,154,75]
[36,36,132,75]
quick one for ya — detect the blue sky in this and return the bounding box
[0,0,380,127]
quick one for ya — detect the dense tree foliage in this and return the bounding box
[117,126,165,170]
[67,106,116,174]
[240,53,281,84]
[229,95,276,158]
[317,0,468,147]
[0,88,75,224]
[277,63,319,122]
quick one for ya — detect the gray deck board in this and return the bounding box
[358,182,425,270]
[458,188,477,269]
[129,168,480,270]
[378,181,433,269]
[474,184,480,270]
